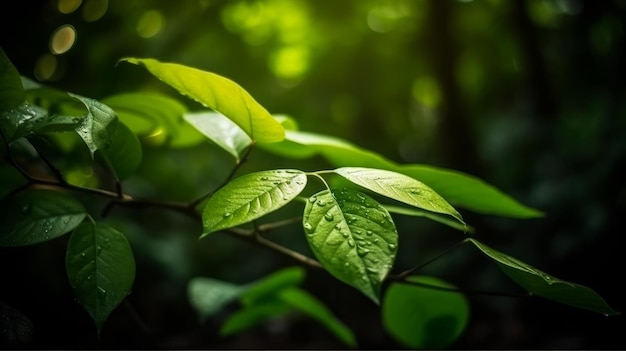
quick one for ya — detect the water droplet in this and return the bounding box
[86,275,92,280]
[341,231,349,238]
[260,176,269,181]
[303,222,313,232]
[366,267,378,273]
[347,239,355,247]
[80,252,86,257]
[334,223,342,230]
[388,243,396,251]
[308,196,317,203]
[324,213,334,221]
[357,248,370,257]
[20,203,32,214]
[223,212,232,218]
[366,230,373,236]
[344,262,350,267]
[97,286,107,297]
[96,245,102,255]
[316,200,326,207]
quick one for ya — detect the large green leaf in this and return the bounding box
[382,275,469,349]
[102,91,204,148]
[98,121,142,180]
[120,58,285,143]
[184,111,252,161]
[65,222,136,332]
[303,188,398,304]
[187,277,244,320]
[260,130,543,218]
[69,93,118,157]
[467,238,619,316]
[334,167,464,224]
[0,189,86,247]
[201,169,307,237]
[0,47,25,111]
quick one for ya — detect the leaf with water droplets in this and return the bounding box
[201,169,307,237]
[466,238,619,316]
[66,222,136,332]
[334,167,464,225]
[303,188,398,304]
[0,189,86,247]
[70,93,118,158]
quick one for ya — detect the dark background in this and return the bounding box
[1,0,624,349]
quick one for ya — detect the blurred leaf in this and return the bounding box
[0,301,34,346]
[69,93,118,158]
[201,169,307,237]
[0,189,86,247]
[184,111,252,161]
[98,122,142,180]
[0,47,25,111]
[279,287,357,348]
[303,188,397,304]
[334,167,464,224]
[260,129,543,218]
[188,277,244,320]
[467,238,619,316]
[241,266,305,306]
[65,222,136,332]
[382,275,469,349]
[120,58,285,143]
[384,205,473,233]
[219,299,291,336]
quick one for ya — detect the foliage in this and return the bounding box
[0,46,619,349]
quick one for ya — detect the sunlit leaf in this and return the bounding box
[98,122,142,180]
[0,189,86,247]
[280,287,357,347]
[303,188,398,304]
[384,205,473,233]
[334,167,464,224]
[69,93,118,157]
[65,222,136,332]
[240,266,305,306]
[184,111,252,161]
[0,47,25,111]
[201,169,307,237]
[219,299,291,336]
[259,129,543,218]
[467,238,619,316]
[382,275,469,349]
[188,277,244,320]
[120,58,285,143]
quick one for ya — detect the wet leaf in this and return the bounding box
[70,93,118,157]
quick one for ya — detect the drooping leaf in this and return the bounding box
[259,129,543,218]
[334,167,464,224]
[382,275,469,349]
[279,287,357,348]
[0,189,86,247]
[384,205,473,233]
[184,111,252,161]
[120,58,285,143]
[188,277,244,320]
[0,47,25,111]
[69,93,118,157]
[201,169,307,237]
[98,121,142,180]
[303,188,398,304]
[65,222,136,332]
[219,299,291,336]
[466,238,619,316]
[240,266,305,306]
[102,91,205,147]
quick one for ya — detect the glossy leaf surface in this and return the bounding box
[201,169,307,237]
[120,58,285,143]
[0,189,86,247]
[184,111,252,161]
[382,275,469,349]
[66,222,136,331]
[69,93,118,157]
[303,188,398,304]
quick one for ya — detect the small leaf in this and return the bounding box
[467,238,619,316]
[0,189,86,247]
[201,169,307,237]
[280,287,357,348]
[382,275,469,349]
[303,188,398,304]
[184,111,252,161]
[384,205,473,233]
[240,266,305,306]
[98,121,142,180]
[120,58,284,143]
[70,93,118,157]
[188,277,244,319]
[66,222,136,332]
[335,167,464,224]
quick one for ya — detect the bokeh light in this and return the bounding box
[136,10,165,38]
[49,24,77,55]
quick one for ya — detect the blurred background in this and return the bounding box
[1,0,625,348]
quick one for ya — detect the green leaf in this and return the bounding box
[201,169,307,237]
[334,167,464,224]
[384,205,473,233]
[69,93,118,157]
[0,189,86,247]
[102,91,205,148]
[466,238,619,316]
[120,58,285,143]
[184,111,252,161]
[279,287,357,348]
[259,130,543,218]
[0,47,25,111]
[240,266,305,306]
[219,299,291,336]
[187,277,244,320]
[98,121,142,180]
[382,275,469,349]
[65,222,136,332]
[303,188,398,304]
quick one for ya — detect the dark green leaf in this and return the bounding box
[240,266,305,306]
[383,275,469,349]
[201,169,307,237]
[467,238,619,316]
[120,58,285,143]
[187,277,244,319]
[69,93,118,157]
[0,189,86,247]
[0,47,25,111]
[303,188,398,304]
[219,299,291,336]
[66,222,136,332]
[184,111,252,161]
[98,122,142,180]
